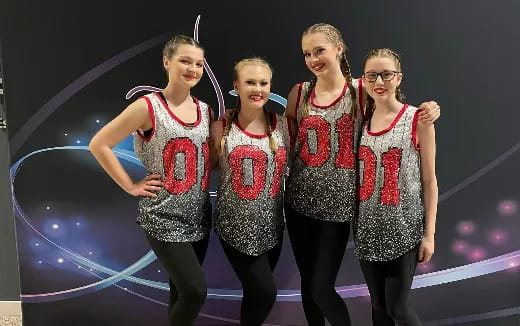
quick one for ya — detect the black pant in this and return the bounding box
[285,204,351,326]
[220,237,282,326]
[146,234,209,326]
[359,246,421,326]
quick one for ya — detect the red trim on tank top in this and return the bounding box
[154,92,202,127]
[310,80,348,109]
[367,104,409,136]
[233,112,277,139]
[135,95,155,142]
[411,109,420,151]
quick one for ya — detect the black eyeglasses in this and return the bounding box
[363,71,400,82]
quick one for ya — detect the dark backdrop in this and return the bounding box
[1,0,519,325]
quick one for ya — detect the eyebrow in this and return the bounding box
[178,56,203,61]
[303,45,325,53]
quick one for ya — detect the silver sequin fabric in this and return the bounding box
[214,113,291,256]
[285,80,362,222]
[354,104,425,261]
[133,92,211,242]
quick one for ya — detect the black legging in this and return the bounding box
[146,233,209,326]
[285,204,351,326]
[359,246,421,326]
[220,238,282,326]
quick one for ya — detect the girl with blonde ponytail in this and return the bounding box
[209,57,294,325]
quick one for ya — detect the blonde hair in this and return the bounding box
[301,23,357,121]
[220,57,278,155]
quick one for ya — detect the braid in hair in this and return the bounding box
[219,108,239,156]
[265,111,278,154]
[301,23,358,120]
[386,49,406,103]
[340,52,358,124]
[301,76,317,118]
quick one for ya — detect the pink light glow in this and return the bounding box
[456,221,476,236]
[452,240,470,254]
[467,247,487,262]
[488,229,508,245]
[497,200,518,216]
[417,261,434,273]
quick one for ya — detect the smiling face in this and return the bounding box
[233,62,272,110]
[363,56,402,103]
[163,44,204,88]
[301,31,343,77]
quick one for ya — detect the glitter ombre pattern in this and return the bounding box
[285,80,362,222]
[133,92,211,242]
[215,113,291,256]
[354,104,424,261]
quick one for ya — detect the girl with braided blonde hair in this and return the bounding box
[283,24,440,326]
[209,57,294,325]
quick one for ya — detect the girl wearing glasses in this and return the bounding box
[283,24,439,326]
[354,48,438,325]
[89,36,212,326]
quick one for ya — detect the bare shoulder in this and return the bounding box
[284,83,302,120]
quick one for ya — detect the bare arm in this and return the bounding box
[417,121,438,263]
[283,84,301,121]
[209,120,224,170]
[89,98,162,197]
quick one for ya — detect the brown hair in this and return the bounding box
[301,23,357,121]
[163,35,204,59]
[363,48,406,122]
[220,58,277,155]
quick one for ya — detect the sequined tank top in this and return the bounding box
[285,80,363,222]
[133,92,211,242]
[354,104,424,261]
[214,113,291,256]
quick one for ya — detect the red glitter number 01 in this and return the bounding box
[298,114,355,168]
[162,138,210,194]
[358,146,402,205]
[228,145,287,200]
